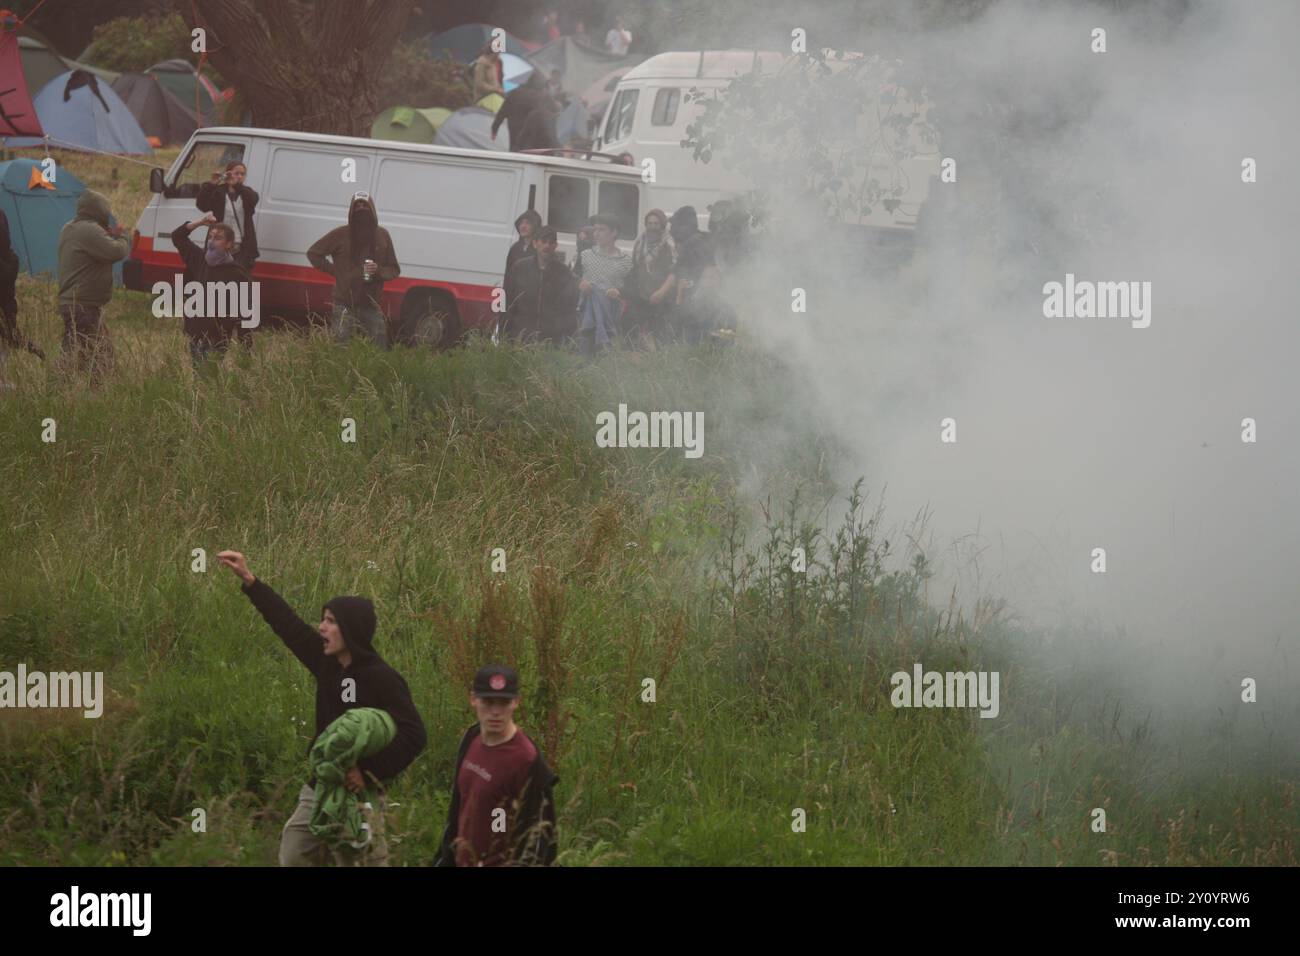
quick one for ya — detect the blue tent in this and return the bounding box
[6,70,152,154]
[0,159,120,282]
[426,23,534,63]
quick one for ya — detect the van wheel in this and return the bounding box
[400,294,462,351]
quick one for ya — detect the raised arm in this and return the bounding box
[217,550,324,675]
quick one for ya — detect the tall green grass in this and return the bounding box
[0,144,1295,864]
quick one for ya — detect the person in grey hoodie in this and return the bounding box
[57,190,129,382]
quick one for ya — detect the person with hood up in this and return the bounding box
[196,161,259,271]
[216,550,427,867]
[434,665,558,867]
[667,205,719,344]
[56,190,129,383]
[504,209,541,280]
[307,192,400,348]
[170,212,251,367]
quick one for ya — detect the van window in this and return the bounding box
[597,181,639,240]
[603,89,639,144]
[171,142,245,197]
[268,147,372,207]
[650,88,679,127]
[548,176,589,232]
[377,159,517,222]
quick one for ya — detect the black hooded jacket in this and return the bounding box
[240,579,426,784]
[434,723,559,867]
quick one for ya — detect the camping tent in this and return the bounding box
[370,106,450,144]
[426,23,535,63]
[475,92,504,113]
[18,34,118,94]
[7,70,151,154]
[146,59,220,126]
[529,37,642,99]
[112,72,198,146]
[499,52,535,91]
[434,107,507,151]
[0,158,116,278]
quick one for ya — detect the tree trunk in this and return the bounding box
[183,0,416,136]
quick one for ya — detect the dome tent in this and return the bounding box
[112,72,198,146]
[370,106,450,144]
[146,59,220,126]
[434,107,507,151]
[6,70,151,154]
[0,158,119,278]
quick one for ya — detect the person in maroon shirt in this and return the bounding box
[435,665,558,866]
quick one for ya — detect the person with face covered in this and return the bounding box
[626,208,675,348]
[216,550,427,866]
[307,193,400,348]
[171,212,251,367]
[667,205,719,344]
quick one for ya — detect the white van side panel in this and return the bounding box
[258,144,376,268]
[375,156,521,288]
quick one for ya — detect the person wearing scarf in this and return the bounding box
[171,213,251,368]
[626,208,675,349]
[307,194,400,348]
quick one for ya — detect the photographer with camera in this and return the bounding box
[196,161,259,272]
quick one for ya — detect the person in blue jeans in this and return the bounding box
[307,192,400,348]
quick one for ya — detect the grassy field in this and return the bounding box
[0,147,1295,866]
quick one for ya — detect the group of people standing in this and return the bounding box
[499,203,728,354]
[216,550,558,867]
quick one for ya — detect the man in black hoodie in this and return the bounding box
[490,73,545,149]
[216,550,427,866]
[171,213,250,366]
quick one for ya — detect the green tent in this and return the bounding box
[18,35,117,93]
[476,92,504,114]
[370,106,451,144]
[146,59,221,126]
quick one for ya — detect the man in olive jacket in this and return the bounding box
[57,190,128,381]
[307,193,399,348]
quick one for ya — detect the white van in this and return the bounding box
[593,50,939,238]
[124,127,646,347]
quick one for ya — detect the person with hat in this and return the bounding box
[215,549,427,866]
[434,665,559,867]
[504,209,542,280]
[502,224,579,344]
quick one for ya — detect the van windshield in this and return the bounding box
[172,142,246,197]
[603,89,639,145]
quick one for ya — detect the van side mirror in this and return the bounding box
[149,168,165,193]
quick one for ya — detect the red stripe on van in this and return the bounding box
[130,235,496,330]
